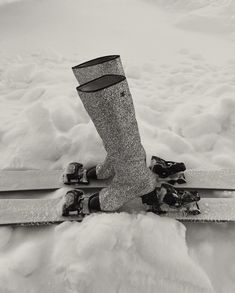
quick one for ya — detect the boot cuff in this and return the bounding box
[72,55,120,70]
[77,74,126,93]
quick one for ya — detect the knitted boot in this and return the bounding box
[72,55,125,179]
[77,74,156,211]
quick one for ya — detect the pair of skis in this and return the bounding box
[0,157,235,226]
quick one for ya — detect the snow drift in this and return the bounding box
[0,214,214,293]
[0,0,235,292]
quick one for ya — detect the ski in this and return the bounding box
[0,195,235,226]
[1,168,235,192]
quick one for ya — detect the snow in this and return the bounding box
[0,227,12,249]
[9,241,42,276]
[175,2,235,34]
[51,214,213,293]
[0,0,235,292]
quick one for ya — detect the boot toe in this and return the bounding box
[87,166,98,180]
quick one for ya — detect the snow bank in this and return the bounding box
[0,40,234,293]
[0,227,12,249]
[52,214,213,293]
[1,49,235,170]
[0,214,213,293]
[0,0,235,292]
[187,223,235,293]
[176,2,235,34]
[147,0,235,35]
[0,226,53,293]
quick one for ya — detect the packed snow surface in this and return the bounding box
[0,0,235,292]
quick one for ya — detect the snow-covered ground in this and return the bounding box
[0,0,235,292]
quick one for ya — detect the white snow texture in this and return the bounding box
[0,0,235,292]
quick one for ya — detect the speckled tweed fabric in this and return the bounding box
[72,55,125,84]
[77,75,156,211]
[72,55,125,180]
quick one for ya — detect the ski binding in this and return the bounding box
[61,183,201,218]
[142,183,201,216]
[62,162,89,185]
[150,156,187,185]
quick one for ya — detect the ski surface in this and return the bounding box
[1,196,235,226]
[1,169,235,192]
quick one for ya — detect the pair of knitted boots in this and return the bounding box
[72,55,156,212]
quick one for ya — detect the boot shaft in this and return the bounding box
[77,74,145,162]
[76,74,156,212]
[72,55,125,180]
